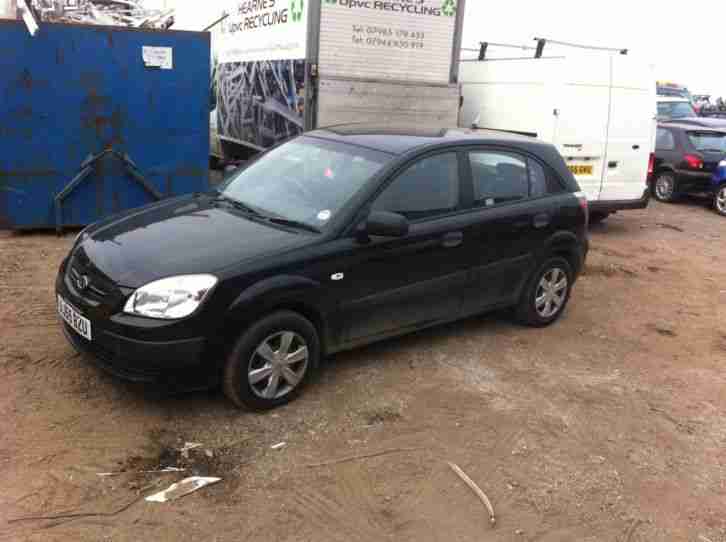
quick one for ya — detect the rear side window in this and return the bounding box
[656,128,676,150]
[469,152,563,206]
[469,152,529,206]
[372,153,459,220]
[529,159,566,197]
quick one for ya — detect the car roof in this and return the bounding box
[661,118,726,130]
[658,97,691,103]
[307,123,546,155]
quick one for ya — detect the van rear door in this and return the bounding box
[553,55,610,201]
[600,56,655,202]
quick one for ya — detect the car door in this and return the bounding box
[335,151,470,343]
[459,149,563,315]
[654,127,680,171]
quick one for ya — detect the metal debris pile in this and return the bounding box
[27,0,174,29]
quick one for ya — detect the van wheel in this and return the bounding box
[653,172,677,203]
[589,212,609,224]
[223,311,320,411]
[714,185,726,216]
[515,257,573,327]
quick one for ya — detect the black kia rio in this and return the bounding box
[56,125,589,410]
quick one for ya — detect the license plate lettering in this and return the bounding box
[568,165,594,176]
[58,295,92,341]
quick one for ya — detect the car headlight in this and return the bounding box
[123,275,218,320]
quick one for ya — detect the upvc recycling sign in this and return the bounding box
[319,0,458,84]
[218,0,310,63]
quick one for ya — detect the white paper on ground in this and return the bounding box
[145,477,221,503]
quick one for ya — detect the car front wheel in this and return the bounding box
[223,311,320,410]
[516,257,573,327]
[653,172,677,203]
[714,185,726,216]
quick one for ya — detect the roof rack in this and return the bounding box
[464,38,628,61]
[533,38,628,58]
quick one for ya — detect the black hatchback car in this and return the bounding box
[652,122,726,204]
[56,125,589,410]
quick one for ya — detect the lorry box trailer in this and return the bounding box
[214,0,466,157]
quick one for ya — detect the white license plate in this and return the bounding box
[58,295,92,341]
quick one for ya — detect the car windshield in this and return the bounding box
[220,137,391,231]
[657,101,697,119]
[688,132,726,152]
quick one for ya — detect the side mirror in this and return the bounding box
[365,211,409,238]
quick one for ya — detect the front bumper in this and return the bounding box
[589,188,650,214]
[56,267,216,390]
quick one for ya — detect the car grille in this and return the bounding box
[69,266,109,297]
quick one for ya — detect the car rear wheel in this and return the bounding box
[714,185,726,216]
[653,172,677,203]
[515,257,573,327]
[223,311,320,410]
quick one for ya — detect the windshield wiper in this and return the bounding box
[214,193,265,217]
[267,217,321,234]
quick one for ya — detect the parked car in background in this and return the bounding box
[56,125,589,410]
[657,97,699,121]
[651,123,726,215]
[657,81,692,101]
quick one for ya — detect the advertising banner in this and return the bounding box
[319,0,458,84]
[217,0,309,64]
[216,1,309,149]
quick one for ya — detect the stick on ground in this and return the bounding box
[305,447,425,468]
[8,485,154,524]
[447,462,496,526]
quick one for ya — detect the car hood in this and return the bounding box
[76,194,318,288]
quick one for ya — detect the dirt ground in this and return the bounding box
[1,198,725,542]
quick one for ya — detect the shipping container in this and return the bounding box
[0,20,210,230]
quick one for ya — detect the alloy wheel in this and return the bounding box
[716,186,726,215]
[655,175,675,201]
[248,331,309,400]
[535,267,569,319]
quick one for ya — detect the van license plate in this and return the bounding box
[58,295,92,341]
[568,165,594,176]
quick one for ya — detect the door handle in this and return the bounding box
[632,144,641,150]
[441,231,464,248]
[533,213,550,229]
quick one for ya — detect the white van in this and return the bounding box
[459,53,656,221]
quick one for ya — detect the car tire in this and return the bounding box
[714,185,726,216]
[515,257,574,327]
[652,171,678,203]
[223,311,320,411]
[589,212,609,225]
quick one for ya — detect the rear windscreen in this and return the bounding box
[687,132,726,152]
[658,101,697,119]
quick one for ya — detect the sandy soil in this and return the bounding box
[1,198,725,542]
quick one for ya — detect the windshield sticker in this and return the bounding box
[317,210,332,222]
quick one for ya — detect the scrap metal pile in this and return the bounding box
[216,60,306,149]
[26,0,174,28]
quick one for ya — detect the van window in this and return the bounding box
[656,128,675,150]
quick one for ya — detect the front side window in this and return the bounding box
[222,137,390,230]
[656,128,675,150]
[372,153,460,220]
